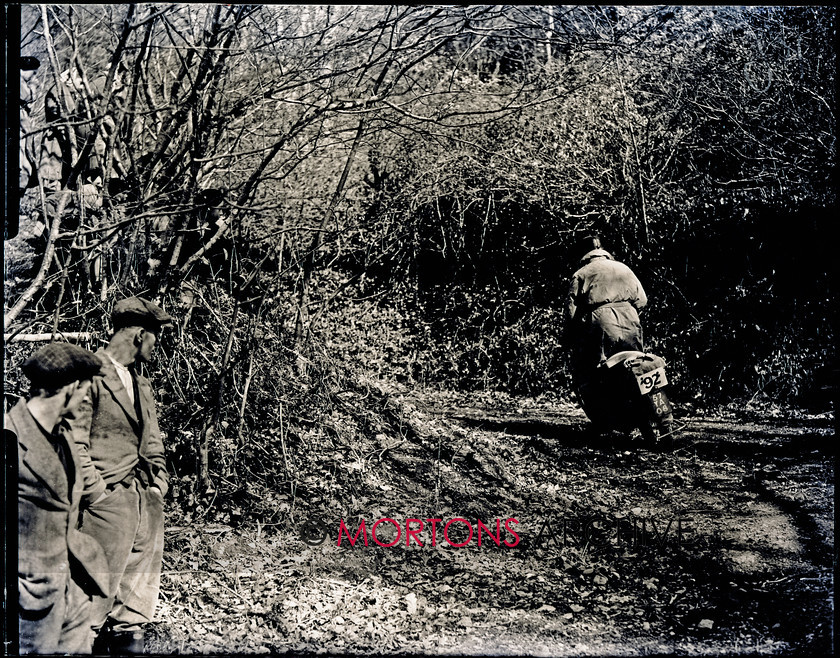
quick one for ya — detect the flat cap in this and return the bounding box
[112,296,173,331]
[22,343,102,389]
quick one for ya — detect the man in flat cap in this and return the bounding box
[67,297,173,654]
[6,343,110,654]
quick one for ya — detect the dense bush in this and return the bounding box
[5,5,835,509]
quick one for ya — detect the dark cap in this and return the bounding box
[576,234,602,256]
[112,296,174,331]
[20,56,41,71]
[22,343,102,389]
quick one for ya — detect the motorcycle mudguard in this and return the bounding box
[577,351,673,432]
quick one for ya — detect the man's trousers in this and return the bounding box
[79,479,165,633]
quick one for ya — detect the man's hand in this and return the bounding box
[92,489,109,504]
[151,472,169,498]
[83,485,109,508]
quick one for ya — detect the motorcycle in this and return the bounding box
[575,350,677,445]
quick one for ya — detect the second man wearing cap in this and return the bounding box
[9,343,110,654]
[67,297,173,654]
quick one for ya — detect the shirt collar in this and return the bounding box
[106,353,131,373]
[580,248,614,264]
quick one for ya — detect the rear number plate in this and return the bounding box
[636,367,667,394]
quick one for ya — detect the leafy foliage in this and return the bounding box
[6,5,836,503]
[348,6,835,403]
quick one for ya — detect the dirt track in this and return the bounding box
[149,394,834,656]
[421,396,835,655]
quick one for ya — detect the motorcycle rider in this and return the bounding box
[567,234,647,393]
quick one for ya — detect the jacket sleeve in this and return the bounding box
[139,378,170,494]
[64,381,107,501]
[567,275,581,322]
[17,428,70,613]
[633,275,648,311]
[145,411,169,479]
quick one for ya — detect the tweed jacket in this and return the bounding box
[67,349,169,502]
[8,399,110,611]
